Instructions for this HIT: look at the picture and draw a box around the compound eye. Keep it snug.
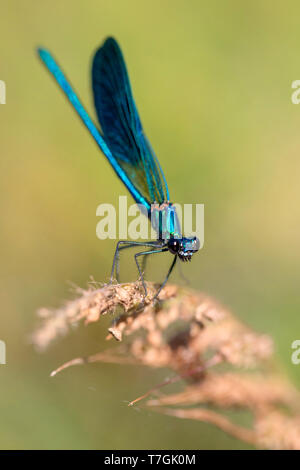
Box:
[168,239,180,254]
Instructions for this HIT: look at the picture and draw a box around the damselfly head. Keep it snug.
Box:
[167,236,200,261]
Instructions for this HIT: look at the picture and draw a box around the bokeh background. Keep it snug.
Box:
[1,0,300,450]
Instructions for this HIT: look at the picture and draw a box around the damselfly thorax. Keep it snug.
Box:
[150,202,200,261]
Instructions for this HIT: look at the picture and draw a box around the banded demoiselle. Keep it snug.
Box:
[38,37,200,299]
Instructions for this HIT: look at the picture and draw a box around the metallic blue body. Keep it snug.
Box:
[38,40,177,239]
[150,203,182,240]
[38,37,200,298]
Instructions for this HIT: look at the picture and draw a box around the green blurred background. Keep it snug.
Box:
[1,0,300,449]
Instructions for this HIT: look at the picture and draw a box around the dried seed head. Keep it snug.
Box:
[32,281,300,450]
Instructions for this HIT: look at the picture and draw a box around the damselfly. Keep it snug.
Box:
[38,37,200,299]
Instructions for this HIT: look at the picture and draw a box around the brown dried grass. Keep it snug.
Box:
[32,281,300,449]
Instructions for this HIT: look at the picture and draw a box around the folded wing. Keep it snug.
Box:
[92,37,169,206]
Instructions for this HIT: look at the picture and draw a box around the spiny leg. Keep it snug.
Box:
[113,243,137,283]
[140,246,159,284]
[110,241,135,283]
[110,240,162,283]
[152,255,177,301]
[115,242,161,282]
[141,252,149,278]
[134,247,168,297]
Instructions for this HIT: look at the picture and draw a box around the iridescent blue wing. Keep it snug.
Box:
[92,37,169,206]
[38,48,150,209]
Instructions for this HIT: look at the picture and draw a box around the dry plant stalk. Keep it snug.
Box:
[32,281,300,449]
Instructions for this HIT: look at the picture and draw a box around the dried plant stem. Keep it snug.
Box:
[128,353,223,406]
[50,349,139,377]
[156,407,257,447]
[33,281,300,450]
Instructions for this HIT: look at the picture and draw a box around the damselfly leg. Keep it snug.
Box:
[110,240,162,283]
[109,240,177,301]
[152,255,177,301]
[134,247,169,297]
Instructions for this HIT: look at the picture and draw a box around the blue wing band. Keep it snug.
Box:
[37,48,151,210]
[92,38,170,205]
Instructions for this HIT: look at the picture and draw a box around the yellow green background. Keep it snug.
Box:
[1,0,300,449]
